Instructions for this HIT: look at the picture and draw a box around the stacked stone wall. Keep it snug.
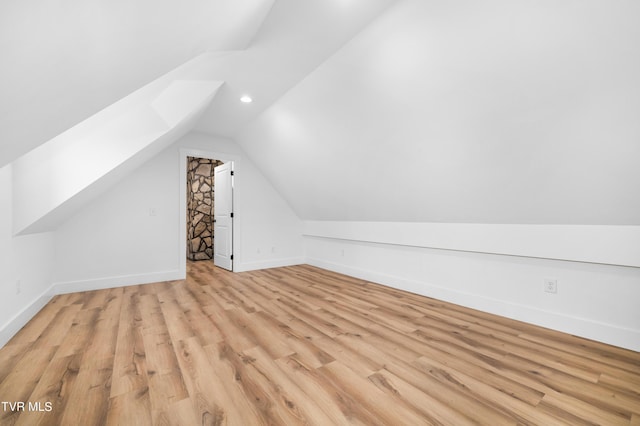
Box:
[186,157,223,261]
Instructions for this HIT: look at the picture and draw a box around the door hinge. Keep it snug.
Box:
[230,212,234,218]
[231,255,234,260]
[230,170,234,176]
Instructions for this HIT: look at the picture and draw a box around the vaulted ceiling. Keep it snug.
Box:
[236,0,640,225]
[2,0,397,234]
[0,0,266,167]
[2,0,639,229]
[0,0,397,168]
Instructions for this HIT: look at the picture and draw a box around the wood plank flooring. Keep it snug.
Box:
[1,262,639,425]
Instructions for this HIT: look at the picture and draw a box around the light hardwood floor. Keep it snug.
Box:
[1,262,639,425]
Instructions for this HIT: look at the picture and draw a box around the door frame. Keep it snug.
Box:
[179,148,240,277]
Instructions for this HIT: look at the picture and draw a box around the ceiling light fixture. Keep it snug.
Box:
[240,95,253,103]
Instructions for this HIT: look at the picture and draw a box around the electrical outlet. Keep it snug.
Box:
[16,279,21,295]
[271,247,276,254]
[544,278,558,294]
[340,249,345,257]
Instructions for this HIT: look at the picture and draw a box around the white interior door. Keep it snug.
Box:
[214,162,233,271]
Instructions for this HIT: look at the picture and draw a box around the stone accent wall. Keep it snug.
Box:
[186,157,223,261]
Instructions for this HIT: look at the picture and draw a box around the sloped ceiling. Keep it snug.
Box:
[1,0,399,234]
[12,56,224,235]
[194,0,399,136]
[236,0,640,225]
[0,0,398,168]
[5,0,638,228]
[0,0,274,168]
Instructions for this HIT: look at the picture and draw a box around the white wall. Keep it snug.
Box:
[304,231,640,352]
[177,132,304,273]
[53,132,303,292]
[0,165,55,346]
[52,142,183,290]
[229,145,305,272]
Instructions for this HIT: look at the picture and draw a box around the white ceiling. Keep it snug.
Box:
[194,0,398,136]
[5,0,638,226]
[12,54,224,235]
[0,0,397,168]
[0,0,272,167]
[236,0,640,225]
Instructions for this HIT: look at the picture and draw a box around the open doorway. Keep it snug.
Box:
[186,156,223,262]
[179,149,237,277]
[185,156,234,271]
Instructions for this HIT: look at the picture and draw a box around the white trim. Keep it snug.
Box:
[179,148,241,276]
[303,221,640,268]
[0,286,54,347]
[305,256,640,352]
[52,270,182,294]
[235,257,305,272]
[1,270,182,348]
[3,259,637,351]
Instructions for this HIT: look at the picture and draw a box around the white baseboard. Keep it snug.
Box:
[0,270,183,348]
[0,286,55,348]
[52,270,183,295]
[4,262,638,352]
[235,257,305,272]
[306,256,640,352]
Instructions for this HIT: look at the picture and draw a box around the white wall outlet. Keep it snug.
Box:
[16,279,21,295]
[271,246,276,254]
[544,278,558,294]
[341,249,345,257]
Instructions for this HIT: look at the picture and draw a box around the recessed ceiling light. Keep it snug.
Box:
[240,95,253,103]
